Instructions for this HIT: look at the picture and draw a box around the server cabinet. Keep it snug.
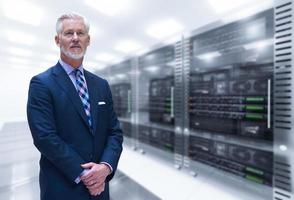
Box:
[107,60,136,147]
[273,0,294,199]
[136,45,176,162]
[184,9,274,199]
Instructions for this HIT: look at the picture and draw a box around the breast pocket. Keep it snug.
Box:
[97,104,107,112]
[95,103,110,134]
[97,101,110,120]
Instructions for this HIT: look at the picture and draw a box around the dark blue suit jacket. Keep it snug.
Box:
[27,62,123,200]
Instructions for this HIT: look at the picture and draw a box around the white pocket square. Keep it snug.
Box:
[98,101,106,105]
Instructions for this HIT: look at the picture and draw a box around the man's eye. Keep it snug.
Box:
[77,32,86,36]
[64,32,74,36]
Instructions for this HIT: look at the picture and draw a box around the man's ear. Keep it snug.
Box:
[87,35,90,46]
[55,35,60,47]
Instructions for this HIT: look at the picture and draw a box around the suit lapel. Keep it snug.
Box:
[52,63,90,131]
[84,70,99,135]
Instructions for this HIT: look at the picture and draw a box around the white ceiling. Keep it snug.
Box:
[0,0,273,72]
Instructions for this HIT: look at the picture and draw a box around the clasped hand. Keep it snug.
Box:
[80,162,110,196]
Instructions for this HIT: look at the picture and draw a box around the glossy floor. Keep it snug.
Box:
[0,121,159,200]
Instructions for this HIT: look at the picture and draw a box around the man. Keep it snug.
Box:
[27,13,123,200]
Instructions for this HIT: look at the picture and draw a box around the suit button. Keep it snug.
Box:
[89,154,93,160]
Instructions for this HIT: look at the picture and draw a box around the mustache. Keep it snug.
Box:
[70,44,81,48]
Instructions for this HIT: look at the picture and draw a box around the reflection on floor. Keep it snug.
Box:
[110,170,160,200]
[0,121,40,200]
[0,121,160,200]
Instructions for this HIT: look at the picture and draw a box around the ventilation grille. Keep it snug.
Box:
[174,40,184,127]
[274,161,292,199]
[274,0,293,199]
[274,0,292,131]
[174,40,185,163]
[183,38,191,127]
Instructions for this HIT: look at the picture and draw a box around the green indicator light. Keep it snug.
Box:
[246,113,263,119]
[246,175,263,184]
[165,144,173,151]
[246,97,264,102]
[246,167,264,175]
[246,105,264,111]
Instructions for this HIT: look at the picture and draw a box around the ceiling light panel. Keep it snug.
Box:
[85,0,134,16]
[146,19,184,40]
[1,0,44,26]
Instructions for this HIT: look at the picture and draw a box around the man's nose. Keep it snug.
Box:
[72,32,79,40]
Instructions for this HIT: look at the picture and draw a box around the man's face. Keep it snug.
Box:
[55,18,90,60]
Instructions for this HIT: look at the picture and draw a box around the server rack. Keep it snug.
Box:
[183,8,275,199]
[136,45,177,162]
[102,59,136,147]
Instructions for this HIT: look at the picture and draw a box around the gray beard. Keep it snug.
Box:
[60,46,86,60]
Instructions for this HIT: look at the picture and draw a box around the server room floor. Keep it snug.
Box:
[0,121,271,200]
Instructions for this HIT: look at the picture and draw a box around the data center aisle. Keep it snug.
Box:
[0,122,160,200]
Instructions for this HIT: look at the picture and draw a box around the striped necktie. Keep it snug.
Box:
[74,69,92,129]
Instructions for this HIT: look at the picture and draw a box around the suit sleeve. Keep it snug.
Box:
[27,76,85,183]
[100,81,123,181]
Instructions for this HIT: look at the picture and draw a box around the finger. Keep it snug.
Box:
[86,181,98,189]
[88,180,104,190]
[81,176,93,184]
[82,171,101,183]
[97,182,105,195]
[81,162,94,169]
[90,182,104,196]
[83,178,97,186]
[87,182,105,190]
[87,185,98,192]
[81,170,95,181]
[89,188,99,196]
[91,191,98,196]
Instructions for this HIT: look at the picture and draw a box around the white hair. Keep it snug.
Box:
[56,12,90,34]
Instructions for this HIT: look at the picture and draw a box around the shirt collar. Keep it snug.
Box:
[59,59,84,75]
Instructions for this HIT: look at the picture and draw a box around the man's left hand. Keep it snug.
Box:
[80,162,111,195]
